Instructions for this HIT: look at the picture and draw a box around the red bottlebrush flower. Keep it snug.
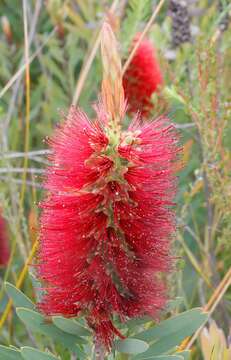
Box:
[123,36,163,117]
[0,211,10,267]
[38,22,180,352]
[38,104,180,349]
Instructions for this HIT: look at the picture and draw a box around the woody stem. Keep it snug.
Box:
[94,338,105,360]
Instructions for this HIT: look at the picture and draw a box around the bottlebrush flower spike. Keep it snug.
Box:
[38,22,180,352]
[0,210,10,267]
[123,35,163,117]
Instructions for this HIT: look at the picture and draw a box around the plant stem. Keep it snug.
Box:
[94,339,106,360]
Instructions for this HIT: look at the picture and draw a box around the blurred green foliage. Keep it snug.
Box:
[0,0,230,359]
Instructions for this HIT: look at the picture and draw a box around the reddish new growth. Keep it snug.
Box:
[38,104,180,349]
[0,211,10,267]
[123,36,163,117]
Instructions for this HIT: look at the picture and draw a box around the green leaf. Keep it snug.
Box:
[121,0,151,54]
[126,316,152,329]
[52,316,91,336]
[166,298,184,312]
[177,351,191,360]
[115,338,149,354]
[134,308,207,358]
[21,347,58,360]
[164,86,186,106]
[0,345,23,360]
[5,282,34,310]
[16,308,87,349]
[138,356,184,360]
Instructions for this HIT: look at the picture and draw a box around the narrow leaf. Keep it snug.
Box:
[5,282,34,310]
[52,316,91,336]
[177,351,191,360]
[134,308,207,358]
[21,347,58,360]
[115,338,149,354]
[16,308,87,349]
[166,298,184,311]
[0,345,23,360]
[138,356,184,360]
